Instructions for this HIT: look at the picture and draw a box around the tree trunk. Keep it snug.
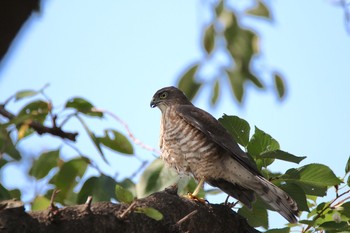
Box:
[0,187,260,233]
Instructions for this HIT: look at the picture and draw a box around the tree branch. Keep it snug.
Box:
[0,104,78,141]
[0,188,260,233]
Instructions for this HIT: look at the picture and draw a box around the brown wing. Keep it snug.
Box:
[176,105,261,176]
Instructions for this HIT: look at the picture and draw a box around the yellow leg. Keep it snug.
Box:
[192,178,205,197]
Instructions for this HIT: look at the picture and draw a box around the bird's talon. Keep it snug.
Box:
[186,193,206,203]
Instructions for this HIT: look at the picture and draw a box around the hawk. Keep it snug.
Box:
[150,86,298,223]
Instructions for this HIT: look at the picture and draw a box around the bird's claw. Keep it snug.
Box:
[186,193,207,204]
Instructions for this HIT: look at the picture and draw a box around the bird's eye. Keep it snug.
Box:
[160,92,168,99]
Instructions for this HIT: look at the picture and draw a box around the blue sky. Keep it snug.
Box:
[1,0,350,229]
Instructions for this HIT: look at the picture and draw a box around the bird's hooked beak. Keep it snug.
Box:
[150,97,159,108]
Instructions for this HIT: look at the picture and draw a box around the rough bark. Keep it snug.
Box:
[0,187,260,233]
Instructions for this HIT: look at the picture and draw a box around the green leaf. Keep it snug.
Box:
[0,126,21,160]
[319,221,349,231]
[0,184,11,200]
[227,69,244,102]
[17,100,49,123]
[177,64,202,101]
[31,196,50,211]
[29,150,60,179]
[281,164,342,196]
[246,0,271,19]
[278,183,309,212]
[345,156,350,174]
[218,114,250,147]
[65,97,103,117]
[136,159,178,198]
[136,207,163,221]
[211,79,220,105]
[50,157,89,203]
[238,199,268,229]
[215,0,224,16]
[15,90,39,101]
[247,127,279,157]
[77,175,117,203]
[274,73,286,99]
[98,129,133,155]
[264,228,290,233]
[115,184,134,204]
[76,115,107,163]
[260,150,306,164]
[203,24,215,54]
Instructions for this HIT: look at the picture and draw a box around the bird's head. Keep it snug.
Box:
[150,86,191,111]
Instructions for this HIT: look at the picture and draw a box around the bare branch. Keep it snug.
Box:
[0,104,78,141]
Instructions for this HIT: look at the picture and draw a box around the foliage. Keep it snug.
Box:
[0,88,349,232]
[177,0,286,105]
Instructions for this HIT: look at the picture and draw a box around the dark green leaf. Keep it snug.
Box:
[98,129,133,155]
[340,202,350,218]
[264,228,290,233]
[50,157,89,203]
[211,79,220,105]
[0,126,21,160]
[29,150,60,179]
[115,184,134,204]
[278,183,309,212]
[227,69,244,102]
[319,221,349,231]
[260,150,306,164]
[238,199,268,229]
[76,115,107,163]
[0,158,6,169]
[9,189,21,200]
[177,64,201,101]
[65,97,103,117]
[274,73,286,99]
[281,164,342,196]
[136,207,163,221]
[77,175,117,204]
[136,159,178,198]
[203,24,215,54]
[247,127,279,157]
[17,100,49,123]
[347,175,350,187]
[31,196,50,210]
[215,0,224,16]
[15,90,39,101]
[246,0,271,19]
[218,114,250,147]
[0,184,11,200]
[345,156,350,174]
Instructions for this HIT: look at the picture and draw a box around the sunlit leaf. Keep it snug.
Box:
[211,79,220,105]
[177,64,202,101]
[260,150,306,164]
[50,157,89,203]
[281,164,342,196]
[136,159,178,198]
[246,0,271,19]
[15,90,39,101]
[65,97,103,117]
[274,73,286,99]
[115,184,134,204]
[247,127,279,157]
[17,100,49,123]
[29,150,60,179]
[31,196,50,211]
[136,207,163,221]
[77,175,117,203]
[203,24,215,54]
[218,114,250,147]
[98,129,133,155]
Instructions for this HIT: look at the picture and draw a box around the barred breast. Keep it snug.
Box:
[160,107,222,179]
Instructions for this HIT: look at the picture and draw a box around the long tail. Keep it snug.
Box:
[255,176,299,223]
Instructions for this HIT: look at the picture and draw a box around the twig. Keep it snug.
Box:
[119,202,137,219]
[176,210,198,225]
[48,189,60,220]
[84,196,93,212]
[0,104,78,141]
[93,108,160,155]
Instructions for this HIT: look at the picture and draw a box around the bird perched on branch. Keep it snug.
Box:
[150,86,298,223]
